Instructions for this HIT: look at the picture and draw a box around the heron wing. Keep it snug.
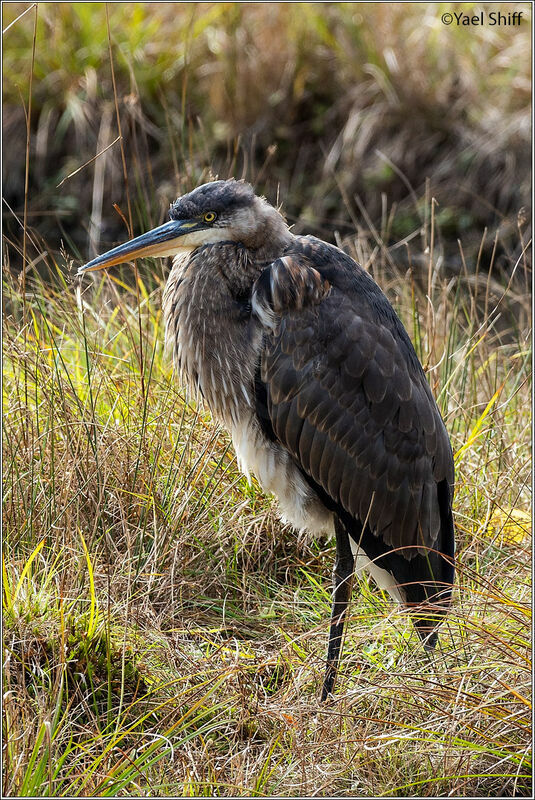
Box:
[252,238,454,559]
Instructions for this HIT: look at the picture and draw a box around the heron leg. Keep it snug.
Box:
[321,518,355,701]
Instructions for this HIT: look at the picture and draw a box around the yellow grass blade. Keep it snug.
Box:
[2,555,13,609]
[454,382,504,463]
[78,529,97,637]
[6,538,45,613]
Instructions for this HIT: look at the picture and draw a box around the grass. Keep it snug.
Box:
[2,1,532,796]
[3,202,531,794]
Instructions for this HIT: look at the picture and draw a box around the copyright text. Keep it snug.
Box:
[441,10,524,26]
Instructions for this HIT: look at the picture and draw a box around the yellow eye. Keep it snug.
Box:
[203,211,217,223]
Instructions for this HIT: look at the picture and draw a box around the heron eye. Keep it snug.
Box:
[203,211,217,223]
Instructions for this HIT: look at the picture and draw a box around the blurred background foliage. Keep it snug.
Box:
[2,1,531,278]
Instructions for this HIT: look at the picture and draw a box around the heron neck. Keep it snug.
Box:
[163,246,261,427]
[247,229,295,263]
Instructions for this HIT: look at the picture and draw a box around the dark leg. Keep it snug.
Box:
[321,518,355,701]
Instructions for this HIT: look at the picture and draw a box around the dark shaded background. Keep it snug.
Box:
[3,2,531,283]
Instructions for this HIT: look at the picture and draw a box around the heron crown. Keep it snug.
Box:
[169,179,256,221]
[169,179,292,257]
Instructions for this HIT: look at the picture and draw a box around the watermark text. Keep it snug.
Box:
[441,10,524,26]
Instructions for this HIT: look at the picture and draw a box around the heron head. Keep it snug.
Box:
[77,179,291,275]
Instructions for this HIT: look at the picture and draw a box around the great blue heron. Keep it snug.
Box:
[78,179,455,700]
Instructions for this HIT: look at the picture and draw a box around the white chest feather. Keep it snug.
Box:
[231,418,334,538]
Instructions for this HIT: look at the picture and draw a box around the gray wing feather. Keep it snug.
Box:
[253,252,453,558]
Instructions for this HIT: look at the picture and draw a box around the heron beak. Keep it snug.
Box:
[77,218,202,275]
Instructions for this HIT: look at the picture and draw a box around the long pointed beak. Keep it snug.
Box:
[77,218,200,275]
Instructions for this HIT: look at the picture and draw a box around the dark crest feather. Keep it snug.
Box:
[169,179,256,220]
